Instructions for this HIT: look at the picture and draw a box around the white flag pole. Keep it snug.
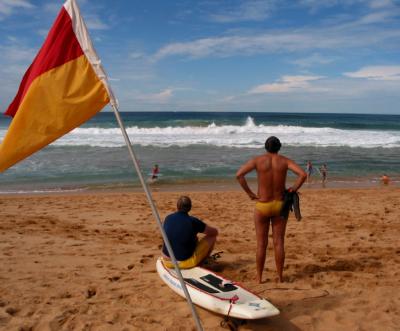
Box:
[110,104,203,331]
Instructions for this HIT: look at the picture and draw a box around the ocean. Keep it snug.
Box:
[1,112,399,193]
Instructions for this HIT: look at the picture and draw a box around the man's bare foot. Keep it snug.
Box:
[276,275,284,283]
[256,275,266,284]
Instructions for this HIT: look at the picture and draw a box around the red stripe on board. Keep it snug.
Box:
[5,7,84,117]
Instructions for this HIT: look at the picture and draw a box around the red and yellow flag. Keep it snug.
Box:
[0,0,115,172]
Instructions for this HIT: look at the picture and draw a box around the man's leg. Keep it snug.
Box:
[271,216,287,282]
[182,235,217,269]
[254,210,270,284]
[203,233,217,257]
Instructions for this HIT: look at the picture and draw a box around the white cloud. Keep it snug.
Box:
[149,0,400,63]
[0,44,35,62]
[292,53,336,67]
[152,33,320,60]
[136,89,174,103]
[37,29,50,37]
[221,95,236,102]
[43,1,104,31]
[133,87,194,103]
[0,44,36,109]
[299,0,342,13]
[130,52,144,60]
[368,0,395,9]
[209,0,275,23]
[298,0,377,13]
[248,75,324,94]
[344,66,400,80]
[357,10,398,25]
[6,35,17,42]
[0,0,34,16]
[152,22,400,61]
[85,16,109,30]
[43,3,61,14]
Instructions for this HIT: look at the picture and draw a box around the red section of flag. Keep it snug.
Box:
[5,7,84,117]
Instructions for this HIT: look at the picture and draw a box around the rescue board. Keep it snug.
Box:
[156,257,280,319]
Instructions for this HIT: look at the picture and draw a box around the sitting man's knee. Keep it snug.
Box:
[204,225,218,238]
[207,235,217,246]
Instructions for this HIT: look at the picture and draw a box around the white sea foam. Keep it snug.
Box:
[1,117,399,148]
[0,187,85,194]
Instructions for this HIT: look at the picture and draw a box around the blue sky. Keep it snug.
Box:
[0,0,399,114]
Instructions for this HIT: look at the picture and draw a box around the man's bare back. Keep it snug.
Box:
[236,136,306,283]
[236,153,306,202]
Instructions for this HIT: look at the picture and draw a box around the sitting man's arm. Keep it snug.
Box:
[203,224,218,237]
[201,224,218,257]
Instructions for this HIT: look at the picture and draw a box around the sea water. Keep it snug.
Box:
[1,112,399,193]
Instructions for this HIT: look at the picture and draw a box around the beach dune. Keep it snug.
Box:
[0,187,399,330]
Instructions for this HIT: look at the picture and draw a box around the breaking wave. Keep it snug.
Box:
[1,117,399,148]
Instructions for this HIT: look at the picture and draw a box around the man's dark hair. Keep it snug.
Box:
[265,136,281,153]
[177,196,192,213]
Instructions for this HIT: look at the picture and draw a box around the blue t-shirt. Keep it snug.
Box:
[162,211,206,261]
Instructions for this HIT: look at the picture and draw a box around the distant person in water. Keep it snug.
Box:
[236,136,307,283]
[306,160,313,183]
[319,164,328,187]
[381,174,390,185]
[151,164,159,180]
[162,196,218,269]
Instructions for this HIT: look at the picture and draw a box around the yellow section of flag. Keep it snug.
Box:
[0,54,109,172]
[0,0,112,172]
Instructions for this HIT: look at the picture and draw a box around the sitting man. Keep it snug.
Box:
[162,196,218,269]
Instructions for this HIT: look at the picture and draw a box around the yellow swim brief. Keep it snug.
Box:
[255,200,283,217]
[162,237,210,269]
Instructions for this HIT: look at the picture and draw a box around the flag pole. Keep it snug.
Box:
[110,104,203,331]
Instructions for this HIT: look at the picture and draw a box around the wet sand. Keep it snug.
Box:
[0,186,399,330]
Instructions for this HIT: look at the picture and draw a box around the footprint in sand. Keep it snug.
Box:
[5,307,19,316]
[50,308,79,328]
[59,291,72,299]
[86,287,97,298]
[139,254,155,264]
[18,325,32,331]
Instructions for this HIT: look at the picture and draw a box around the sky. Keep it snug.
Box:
[0,0,399,114]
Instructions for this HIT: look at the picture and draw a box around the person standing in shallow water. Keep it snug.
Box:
[236,136,307,283]
[151,164,159,180]
[319,164,328,187]
[381,174,390,185]
[306,160,313,183]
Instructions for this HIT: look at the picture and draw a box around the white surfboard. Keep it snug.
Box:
[156,258,280,319]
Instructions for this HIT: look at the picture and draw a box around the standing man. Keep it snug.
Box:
[236,136,306,283]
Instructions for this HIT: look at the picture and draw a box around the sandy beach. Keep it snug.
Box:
[0,185,399,330]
